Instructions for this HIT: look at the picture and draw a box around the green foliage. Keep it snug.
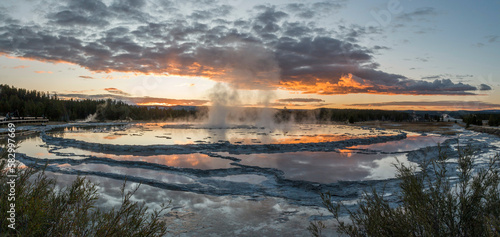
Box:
[310,146,500,237]
[0,147,169,236]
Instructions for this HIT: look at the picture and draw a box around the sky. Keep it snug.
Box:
[0,0,499,110]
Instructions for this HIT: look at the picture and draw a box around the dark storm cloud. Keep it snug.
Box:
[0,0,485,95]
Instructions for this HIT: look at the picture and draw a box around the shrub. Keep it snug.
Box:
[310,146,500,237]
[0,147,169,236]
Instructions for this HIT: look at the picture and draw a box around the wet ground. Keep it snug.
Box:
[11,122,500,236]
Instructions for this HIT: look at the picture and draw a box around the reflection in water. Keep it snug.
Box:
[224,151,411,183]
[210,175,268,184]
[74,150,234,170]
[18,136,65,160]
[103,134,123,140]
[58,163,195,184]
[54,123,397,145]
[12,122,500,236]
[44,172,332,236]
[12,123,461,236]
[349,135,448,152]
[18,136,235,170]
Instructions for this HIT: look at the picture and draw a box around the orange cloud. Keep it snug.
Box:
[280,74,379,95]
[13,65,29,69]
[34,71,53,74]
[104,88,131,96]
[136,102,176,107]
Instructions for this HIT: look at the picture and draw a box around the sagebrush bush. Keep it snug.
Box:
[0,145,169,236]
[310,145,500,237]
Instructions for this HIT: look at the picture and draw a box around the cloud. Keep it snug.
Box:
[79,75,94,79]
[422,75,440,80]
[277,98,324,103]
[58,93,209,106]
[422,74,474,81]
[67,89,96,93]
[47,0,110,26]
[104,88,131,96]
[34,71,53,73]
[12,65,29,69]
[0,0,486,96]
[397,7,438,22]
[285,1,346,19]
[346,100,500,110]
[486,35,499,43]
[479,84,492,91]
[476,35,499,47]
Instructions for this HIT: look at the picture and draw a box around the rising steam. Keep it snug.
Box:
[206,83,240,128]
[204,41,282,129]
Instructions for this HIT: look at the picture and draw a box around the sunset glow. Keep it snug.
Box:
[0,0,498,110]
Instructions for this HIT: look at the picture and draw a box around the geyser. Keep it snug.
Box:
[206,83,240,128]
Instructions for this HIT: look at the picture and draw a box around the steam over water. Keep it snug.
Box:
[206,83,240,128]
[206,83,279,130]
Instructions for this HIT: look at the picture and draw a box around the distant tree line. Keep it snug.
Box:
[0,84,196,121]
[463,114,483,127]
[461,113,500,127]
[3,84,499,124]
[275,108,411,123]
[488,114,500,126]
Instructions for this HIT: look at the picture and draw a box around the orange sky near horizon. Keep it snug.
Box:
[1,54,499,111]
